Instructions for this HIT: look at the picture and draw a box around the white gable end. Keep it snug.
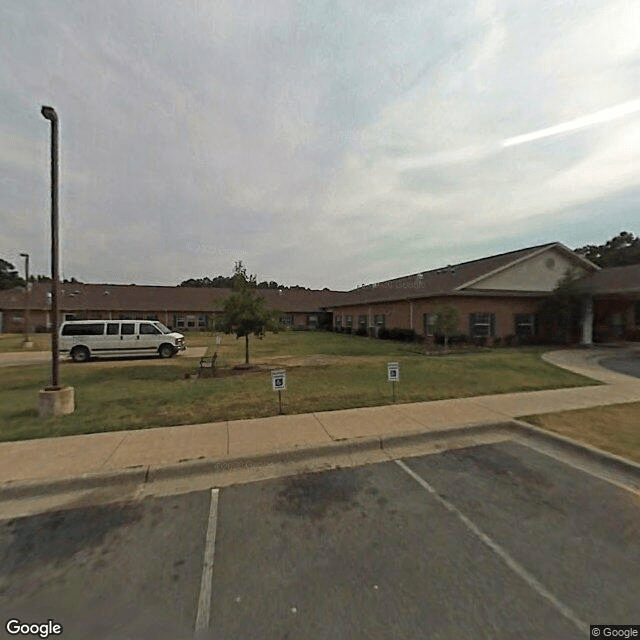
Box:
[465,248,590,292]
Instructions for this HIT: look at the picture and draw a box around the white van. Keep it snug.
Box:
[59,320,186,362]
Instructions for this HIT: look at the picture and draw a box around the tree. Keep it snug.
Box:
[433,305,459,348]
[0,259,24,290]
[215,262,278,364]
[575,231,640,267]
[538,269,588,344]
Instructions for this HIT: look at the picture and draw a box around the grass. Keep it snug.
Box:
[0,331,599,442]
[520,403,640,463]
[0,333,50,352]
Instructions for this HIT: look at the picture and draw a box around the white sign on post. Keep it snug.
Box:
[215,335,222,346]
[272,369,287,391]
[387,362,399,381]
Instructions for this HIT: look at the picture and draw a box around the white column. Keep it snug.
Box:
[409,301,414,330]
[581,296,593,345]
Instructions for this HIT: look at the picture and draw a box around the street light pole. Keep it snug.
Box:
[19,252,30,345]
[41,105,60,390]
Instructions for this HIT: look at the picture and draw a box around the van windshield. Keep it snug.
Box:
[153,322,172,334]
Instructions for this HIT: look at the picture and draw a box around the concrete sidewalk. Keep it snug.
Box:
[1,348,639,491]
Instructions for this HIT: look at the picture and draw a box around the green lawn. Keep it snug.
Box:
[520,402,640,463]
[0,333,50,352]
[0,331,599,442]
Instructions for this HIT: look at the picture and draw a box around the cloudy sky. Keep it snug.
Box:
[1,0,639,290]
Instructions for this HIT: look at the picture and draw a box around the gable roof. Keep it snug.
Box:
[0,282,349,314]
[325,242,600,307]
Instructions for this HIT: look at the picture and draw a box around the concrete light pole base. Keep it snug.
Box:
[38,386,75,418]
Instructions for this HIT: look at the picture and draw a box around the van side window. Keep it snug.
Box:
[107,323,119,335]
[62,323,105,336]
[121,323,135,335]
[140,323,160,335]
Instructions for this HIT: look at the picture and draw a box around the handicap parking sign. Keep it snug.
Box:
[271,369,287,391]
[387,362,399,381]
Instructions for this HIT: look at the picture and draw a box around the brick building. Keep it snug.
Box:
[324,242,640,345]
[1,242,639,344]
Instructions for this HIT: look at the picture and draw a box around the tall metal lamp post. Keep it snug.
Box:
[19,252,31,346]
[39,105,74,416]
[41,105,60,389]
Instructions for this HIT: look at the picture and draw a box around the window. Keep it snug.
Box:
[198,314,207,328]
[308,315,318,328]
[358,315,367,328]
[279,315,293,327]
[374,315,385,328]
[423,313,437,336]
[64,313,82,321]
[514,314,535,337]
[107,323,119,335]
[187,315,196,328]
[145,314,158,321]
[121,323,135,335]
[140,322,160,335]
[345,315,353,329]
[335,315,342,329]
[174,315,185,328]
[469,313,495,338]
[62,323,105,336]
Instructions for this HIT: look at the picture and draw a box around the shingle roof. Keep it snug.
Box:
[578,264,640,295]
[0,283,350,313]
[324,242,585,307]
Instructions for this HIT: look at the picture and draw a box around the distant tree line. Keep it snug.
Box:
[179,261,314,290]
[574,231,640,267]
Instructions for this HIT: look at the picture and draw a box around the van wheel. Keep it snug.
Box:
[71,346,90,363]
[159,344,174,359]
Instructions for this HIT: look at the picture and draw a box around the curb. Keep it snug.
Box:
[509,419,640,481]
[1,420,638,500]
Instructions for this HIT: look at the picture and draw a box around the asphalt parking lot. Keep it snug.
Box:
[1,441,638,640]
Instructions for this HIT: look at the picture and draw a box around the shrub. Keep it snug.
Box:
[388,328,417,342]
[355,327,367,337]
[378,328,391,340]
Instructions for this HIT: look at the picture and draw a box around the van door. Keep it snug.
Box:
[104,322,120,352]
[120,322,136,350]
[139,322,163,353]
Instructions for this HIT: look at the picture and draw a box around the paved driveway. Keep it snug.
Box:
[599,348,640,379]
[1,441,638,639]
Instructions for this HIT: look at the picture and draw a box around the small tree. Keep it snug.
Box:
[539,269,588,344]
[434,305,460,348]
[215,262,277,364]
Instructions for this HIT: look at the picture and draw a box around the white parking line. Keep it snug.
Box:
[195,488,219,637]
[395,459,589,635]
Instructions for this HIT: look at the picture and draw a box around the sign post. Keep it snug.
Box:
[387,362,399,402]
[271,369,287,414]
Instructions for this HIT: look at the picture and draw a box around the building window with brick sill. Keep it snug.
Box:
[469,312,495,338]
[423,313,437,336]
[514,313,536,337]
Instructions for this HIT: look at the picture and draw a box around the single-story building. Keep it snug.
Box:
[0,283,341,334]
[1,242,639,345]
[324,242,640,345]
